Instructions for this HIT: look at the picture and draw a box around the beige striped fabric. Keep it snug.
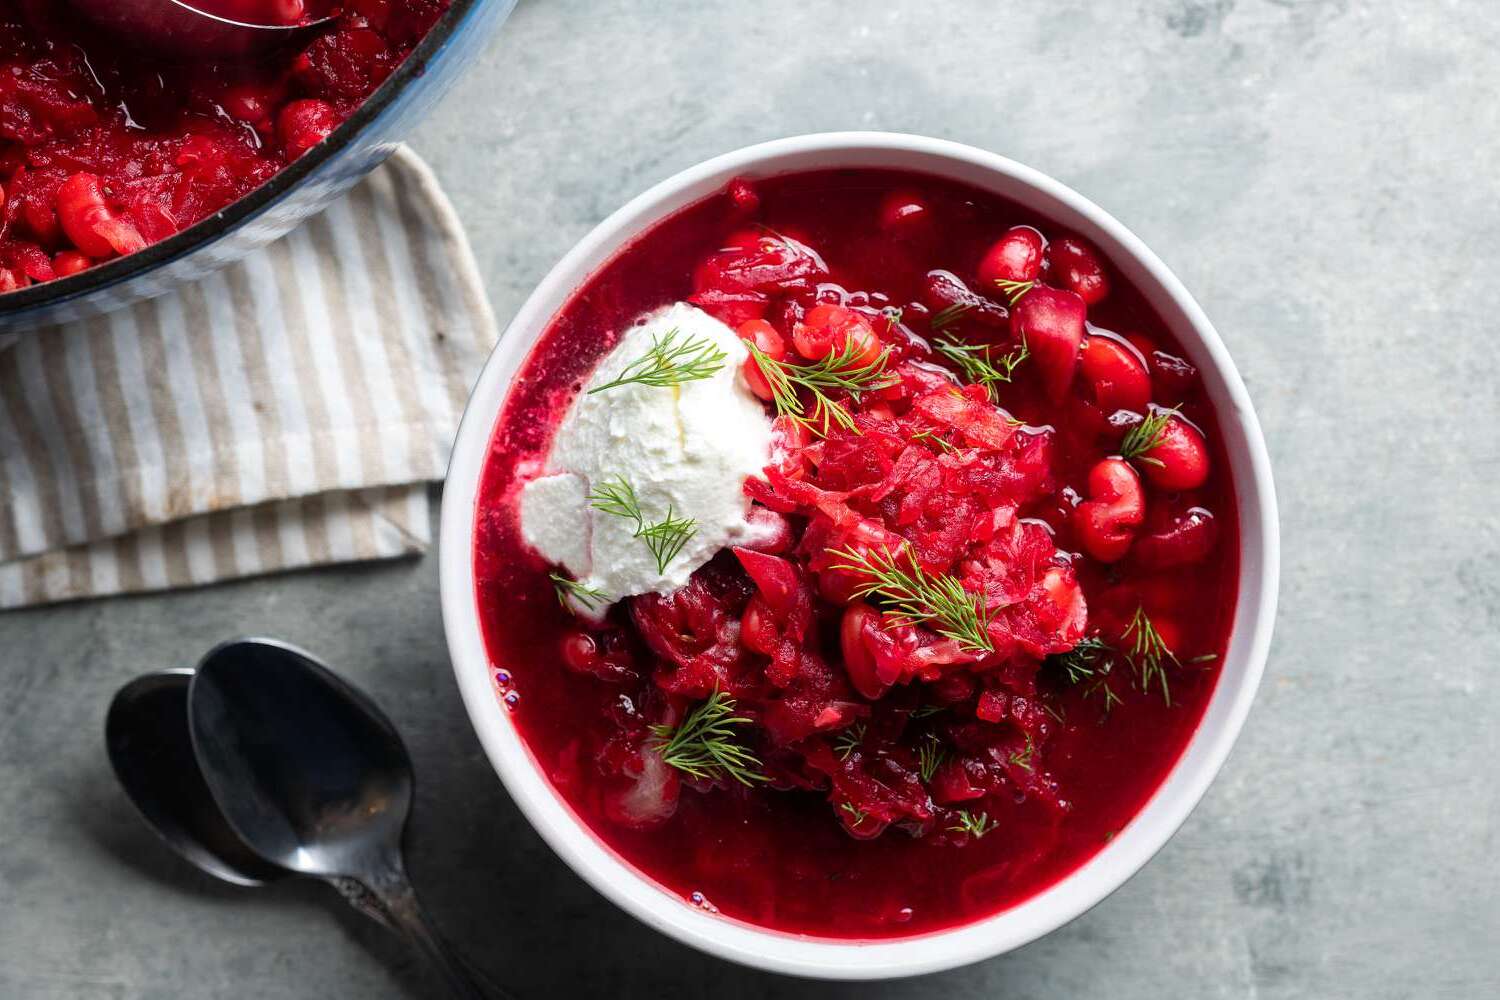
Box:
[0,147,497,609]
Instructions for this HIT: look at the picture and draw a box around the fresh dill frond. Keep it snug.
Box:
[588,476,696,574]
[1118,406,1180,468]
[918,737,946,782]
[1123,605,1180,705]
[747,338,897,438]
[1008,732,1036,772]
[948,809,995,839]
[911,428,959,454]
[928,301,973,332]
[993,278,1035,306]
[932,335,1030,403]
[1049,635,1114,685]
[826,545,993,653]
[840,801,870,825]
[648,689,766,787]
[587,475,644,530]
[1062,638,1125,714]
[588,327,727,394]
[911,703,947,719]
[833,722,866,761]
[1044,703,1066,724]
[639,505,697,574]
[1186,653,1219,664]
[1084,661,1124,714]
[883,306,904,331]
[549,572,605,612]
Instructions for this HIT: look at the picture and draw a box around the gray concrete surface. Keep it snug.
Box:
[2,0,1497,996]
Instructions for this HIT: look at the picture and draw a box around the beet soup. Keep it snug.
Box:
[473,168,1239,939]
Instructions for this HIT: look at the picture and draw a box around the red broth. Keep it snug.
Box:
[474,168,1239,939]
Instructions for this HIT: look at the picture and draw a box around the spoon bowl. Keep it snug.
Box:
[107,669,285,887]
[186,638,490,999]
[68,0,335,57]
[186,639,410,879]
[104,665,516,987]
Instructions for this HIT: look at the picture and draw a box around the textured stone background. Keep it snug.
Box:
[3,0,1497,997]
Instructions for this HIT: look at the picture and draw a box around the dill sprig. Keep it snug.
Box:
[648,689,766,787]
[918,737,946,782]
[549,572,605,612]
[747,339,897,437]
[948,809,995,839]
[1008,732,1036,772]
[587,476,645,530]
[1118,406,1180,467]
[911,428,959,454]
[1084,660,1124,714]
[932,335,1029,403]
[833,722,866,761]
[928,301,973,332]
[1123,605,1180,705]
[993,278,1035,306]
[840,801,870,825]
[589,327,726,394]
[826,545,993,653]
[639,505,697,574]
[910,703,947,719]
[1052,636,1125,715]
[1049,636,1114,685]
[588,476,698,574]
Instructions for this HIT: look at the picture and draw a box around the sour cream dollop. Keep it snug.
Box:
[519,302,775,613]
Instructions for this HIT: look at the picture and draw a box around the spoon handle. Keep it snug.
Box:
[328,876,400,933]
[326,876,508,996]
[361,865,500,1000]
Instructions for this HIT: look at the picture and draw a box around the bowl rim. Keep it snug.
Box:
[439,131,1280,980]
[0,0,494,320]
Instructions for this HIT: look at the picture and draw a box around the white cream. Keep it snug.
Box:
[519,302,775,613]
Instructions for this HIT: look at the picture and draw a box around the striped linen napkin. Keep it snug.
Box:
[0,147,498,609]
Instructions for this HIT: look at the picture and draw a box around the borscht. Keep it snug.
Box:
[474,168,1238,938]
[0,0,449,290]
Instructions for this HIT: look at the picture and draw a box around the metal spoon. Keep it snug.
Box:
[106,669,394,921]
[67,0,335,57]
[185,638,492,1000]
[105,668,506,992]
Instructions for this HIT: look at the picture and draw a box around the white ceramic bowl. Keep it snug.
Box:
[440,132,1279,980]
